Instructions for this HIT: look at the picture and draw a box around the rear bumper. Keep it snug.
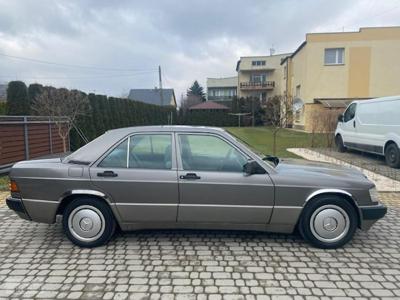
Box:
[6,197,31,221]
[359,203,387,230]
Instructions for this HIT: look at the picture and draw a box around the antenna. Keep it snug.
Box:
[269,45,275,56]
[159,65,164,106]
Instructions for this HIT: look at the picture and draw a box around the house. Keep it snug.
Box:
[281,26,400,131]
[128,88,177,107]
[236,53,290,103]
[189,101,230,111]
[0,83,7,102]
[207,76,237,102]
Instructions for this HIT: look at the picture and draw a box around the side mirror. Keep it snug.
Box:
[337,114,344,122]
[243,160,266,175]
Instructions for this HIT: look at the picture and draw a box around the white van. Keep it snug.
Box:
[335,95,400,168]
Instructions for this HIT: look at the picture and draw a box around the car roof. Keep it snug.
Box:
[106,125,227,135]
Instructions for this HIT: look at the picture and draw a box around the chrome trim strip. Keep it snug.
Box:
[114,203,272,209]
[115,203,177,206]
[305,189,353,202]
[22,198,58,204]
[273,206,302,209]
[179,204,272,209]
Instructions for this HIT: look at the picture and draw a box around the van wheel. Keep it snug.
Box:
[62,197,116,248]
[335,135,346,153]
[299,195,357,249]
[385,143,400,168]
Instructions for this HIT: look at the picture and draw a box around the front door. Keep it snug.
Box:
[89,133,179,223]
[175,133,274,224]
[341,103,358,146]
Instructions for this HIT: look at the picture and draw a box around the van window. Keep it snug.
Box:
[344,103,357,122]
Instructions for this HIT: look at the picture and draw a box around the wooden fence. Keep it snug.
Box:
[0,116,70,172]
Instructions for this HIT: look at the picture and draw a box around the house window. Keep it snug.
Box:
[324,48,344,65]
[252,60,266,66]
[250,74,266,83]
[296,85,301,97]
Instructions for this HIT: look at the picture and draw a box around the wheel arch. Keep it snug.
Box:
[303,189,361,228]
[56,190,119,223]
[384,140,398,153]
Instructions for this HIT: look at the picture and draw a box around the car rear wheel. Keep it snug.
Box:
[62,197,116,247]
[385,143,400,168]
[335,135,346,153]
[299,195,357,249]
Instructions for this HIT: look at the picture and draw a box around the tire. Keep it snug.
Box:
[385,143,400,168]
[62,197,116,247]
[299,195,358,249]
[335,135,346,153]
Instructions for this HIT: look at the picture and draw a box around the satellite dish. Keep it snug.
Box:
[293,98,304,112]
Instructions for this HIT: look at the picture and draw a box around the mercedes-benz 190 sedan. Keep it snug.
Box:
[7,126,387,248]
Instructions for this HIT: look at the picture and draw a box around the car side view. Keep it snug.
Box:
[7,126,387,248]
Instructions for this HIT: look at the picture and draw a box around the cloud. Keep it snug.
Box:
[0,0,399,103]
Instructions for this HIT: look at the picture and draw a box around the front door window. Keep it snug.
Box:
[178,134,248,173]
[344,103,357,122]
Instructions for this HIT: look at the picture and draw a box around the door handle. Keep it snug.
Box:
[97,170,118,177]
[180,173,201,180]
[353,120,356,128]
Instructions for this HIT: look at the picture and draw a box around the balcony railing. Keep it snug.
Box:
[240,81,275,90]
[207,95,235,101]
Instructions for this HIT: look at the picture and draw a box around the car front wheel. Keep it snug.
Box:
[335,135,346,153]
[62,197,116,247]
[299,195,358,249]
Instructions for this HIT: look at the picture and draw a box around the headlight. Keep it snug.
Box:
[369,187,380,203]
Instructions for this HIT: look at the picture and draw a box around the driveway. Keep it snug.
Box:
[0,193,399,299]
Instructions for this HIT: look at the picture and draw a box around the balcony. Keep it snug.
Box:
[240,81,275,90]
[207,95,235,101]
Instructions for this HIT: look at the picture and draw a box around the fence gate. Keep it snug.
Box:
[0,116,70,173]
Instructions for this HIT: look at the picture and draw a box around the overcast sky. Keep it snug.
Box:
[0,0,399,104]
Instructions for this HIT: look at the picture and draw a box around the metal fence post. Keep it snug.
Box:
[48,117,53,154]
[23,116,30,160]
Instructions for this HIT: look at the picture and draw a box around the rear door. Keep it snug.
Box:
[175,133,274,224]
[89,133,179,223]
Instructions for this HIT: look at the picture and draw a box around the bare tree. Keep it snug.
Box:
[308,108,343,148]
[264,95,293,155]
[32,87,89,152]
[180,94,203,112]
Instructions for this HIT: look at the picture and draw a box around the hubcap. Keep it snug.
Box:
[310,205,350,243]
[68,205,105,242]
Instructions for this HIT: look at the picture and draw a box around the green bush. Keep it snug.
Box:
[6,81,30,115]
[0,102,6,114]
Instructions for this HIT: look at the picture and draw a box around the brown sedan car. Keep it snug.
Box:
[7,126,386,248]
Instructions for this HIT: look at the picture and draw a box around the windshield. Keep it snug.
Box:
[226,130,277,168]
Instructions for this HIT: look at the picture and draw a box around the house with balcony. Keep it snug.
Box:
[281,26,400,131]
[206,76,237,102]
[236,54,290,103]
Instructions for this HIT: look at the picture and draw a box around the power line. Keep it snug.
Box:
[0,52,157,72]
[0,70,157,81]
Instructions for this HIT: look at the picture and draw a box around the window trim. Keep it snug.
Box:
[94,132,175,170]
[324,48,345,66]
[175,132,250,173]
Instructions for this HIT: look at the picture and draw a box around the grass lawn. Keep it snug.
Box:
[226,127,328,158]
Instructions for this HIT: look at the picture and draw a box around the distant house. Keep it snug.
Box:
[207,76,237,102]
[0,83,7,102]
[128,88,177,107]
[189,101,229,111]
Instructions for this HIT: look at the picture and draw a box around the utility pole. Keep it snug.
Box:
[158,65,164,106]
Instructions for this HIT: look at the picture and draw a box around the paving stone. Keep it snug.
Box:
[0,193,399,299]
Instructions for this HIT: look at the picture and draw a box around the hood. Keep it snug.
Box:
[275,158,371,184]
[14,158,62,166]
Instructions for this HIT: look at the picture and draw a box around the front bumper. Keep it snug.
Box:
[6,197,31,220]
[359,202,387,230]
[360,203,387,220]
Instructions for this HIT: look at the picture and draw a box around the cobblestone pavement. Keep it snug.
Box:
[313,148,400,182]
[0,194,399,299]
